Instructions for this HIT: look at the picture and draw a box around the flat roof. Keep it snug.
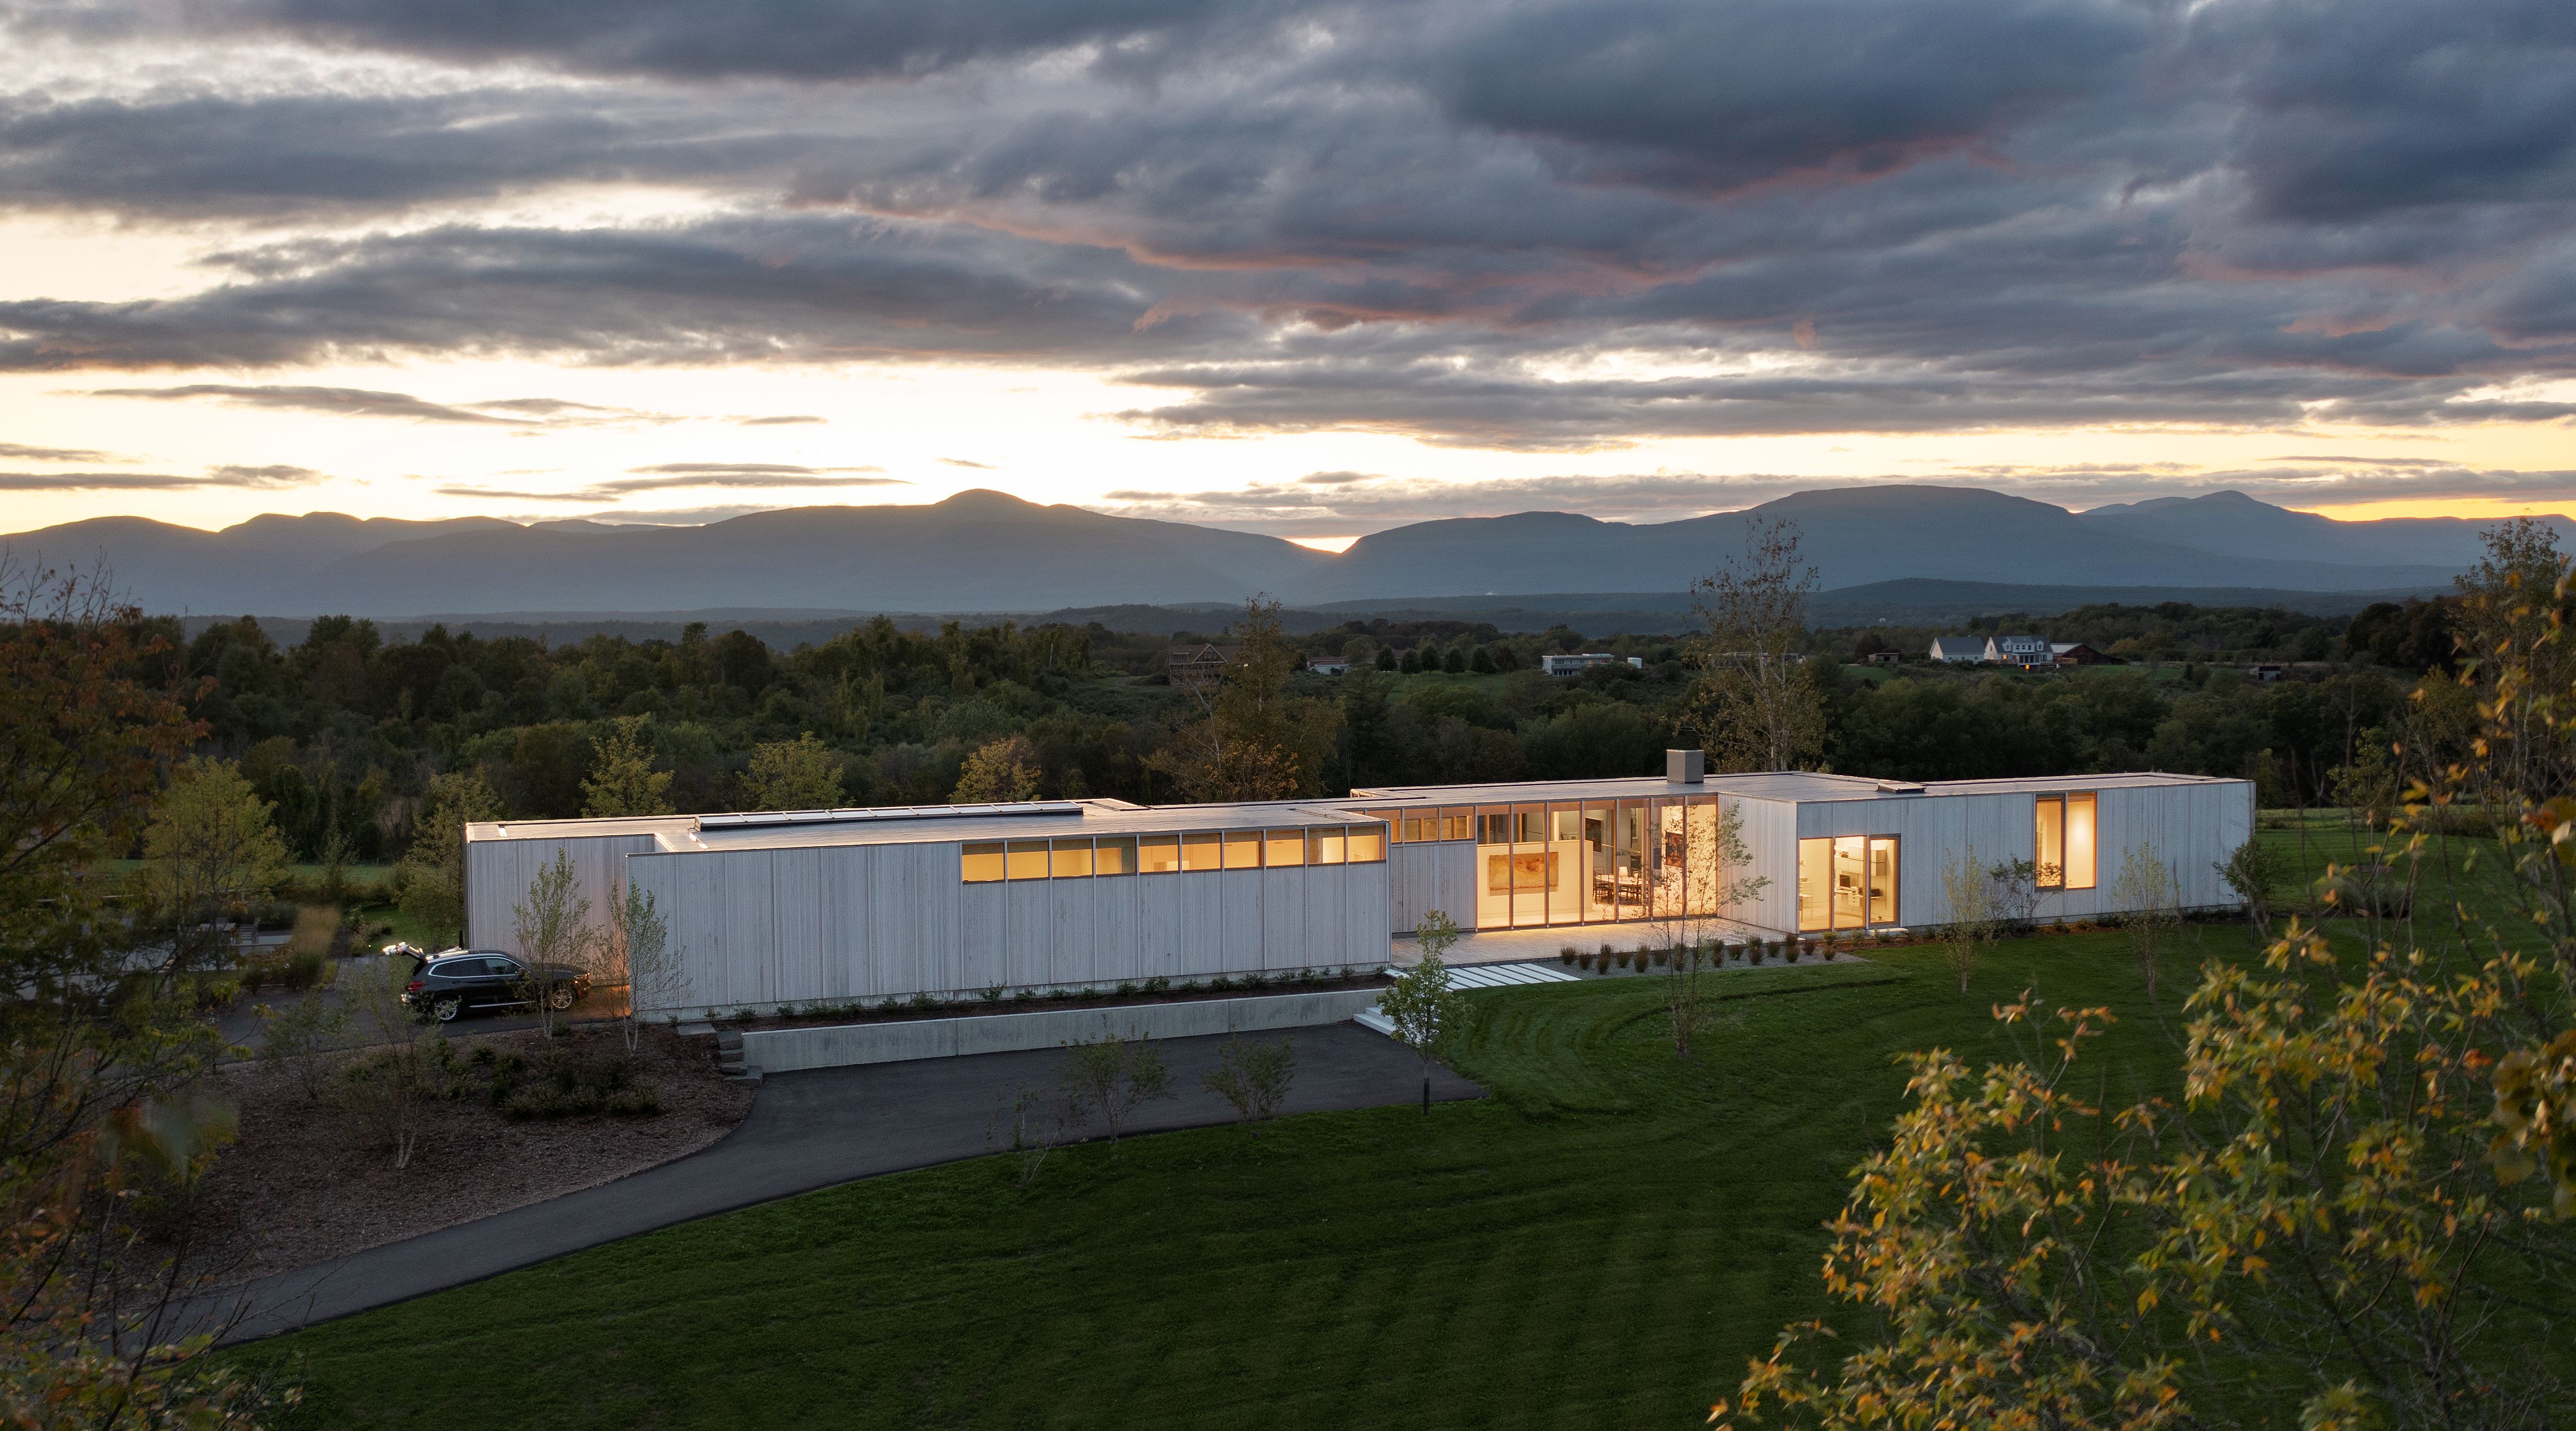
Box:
[657,798,1383,853]
[1347,772,1884,804]
[467,814,694,842]
[1348,770,2243,806]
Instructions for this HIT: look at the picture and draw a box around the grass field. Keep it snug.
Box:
[229,922,2270,1430]
[224,821,2532,1429]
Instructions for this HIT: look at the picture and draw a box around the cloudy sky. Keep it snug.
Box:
[1,0,2571,546]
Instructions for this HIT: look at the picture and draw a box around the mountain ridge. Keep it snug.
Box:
[2,485,2539,618]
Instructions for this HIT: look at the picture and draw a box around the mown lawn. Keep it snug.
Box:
[227,921,2258,1430]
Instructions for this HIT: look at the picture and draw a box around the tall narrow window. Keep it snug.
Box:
[2036,796,2064,889]
[1797,837,1829,932]
[2063,792,2097,890]
[1867,837,1898,924]
[2035,793,2097,890]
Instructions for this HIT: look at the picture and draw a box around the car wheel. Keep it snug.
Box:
[431,994,462,1022]
[547,986,576,1011]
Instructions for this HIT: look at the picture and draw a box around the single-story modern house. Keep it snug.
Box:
[464,754,2251,1018]
[1928,636,1983,663]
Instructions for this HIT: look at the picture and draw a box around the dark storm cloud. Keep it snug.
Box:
[0,217,1226,372]
[3,0,2573,450]
[0,88,807,218]
[187,0,1282,81]
[1422,0,2148,193]
[2195,0,2576,225]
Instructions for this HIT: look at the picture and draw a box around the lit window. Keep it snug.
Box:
[962,842,1003,883]
[1348,825,1386,862]
[1222,831,1262,869]
[1309,829,1346,864]
[1095,837,1136,876]
[1266,829,1307,866]
[1444,809,1472,841]
[1797,838,1829,932]
[2035,794,2097,890]
[1004,841,1049,880]
[1181,833,1222,872]
[1050,840,1093,878]
[1140,835,1182,873]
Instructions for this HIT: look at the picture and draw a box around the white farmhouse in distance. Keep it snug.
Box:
[1927,636,1983,663]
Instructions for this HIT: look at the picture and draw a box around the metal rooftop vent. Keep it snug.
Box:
[697,802,1084,830]
[1875,780,1926,795]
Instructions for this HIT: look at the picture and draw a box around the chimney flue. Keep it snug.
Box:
[1666,749,1704,784]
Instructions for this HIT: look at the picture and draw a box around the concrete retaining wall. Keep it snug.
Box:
[738,988,1387,1074]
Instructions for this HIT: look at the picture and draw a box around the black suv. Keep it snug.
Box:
[401,949,592,1022]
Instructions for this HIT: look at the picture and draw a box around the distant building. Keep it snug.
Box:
[1166,643,1242,689]
[2244,662,2286,683]
[1985,635,2056,668]
[1864,649,1903,666]
[1928,636,1984,664]
[2051,643,2117,666]
[1305,654,1350,676]
[1541,652,1644,677]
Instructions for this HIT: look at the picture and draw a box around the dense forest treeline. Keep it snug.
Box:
[144,587,2447,869]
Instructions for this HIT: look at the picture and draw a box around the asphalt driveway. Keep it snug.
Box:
[206,1022,1480,1345]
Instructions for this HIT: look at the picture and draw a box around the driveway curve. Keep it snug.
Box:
[209,1022,1481,1345]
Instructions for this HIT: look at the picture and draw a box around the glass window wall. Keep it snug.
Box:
[963,841,1003,883]
[1096,837,1135,875]
[1798,835,1901,932]
[1140,834,1181,873]
[1265,829,1307,866]
[1050,840,1093,878]
[1221,831,1262,870]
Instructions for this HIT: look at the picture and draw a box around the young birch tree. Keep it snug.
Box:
[1935,846,1999,995]
[512,848,597,1037]
[1684,518,1824,772]
[1381,911,1470,1114]
[607,875,680,1051]
[2109,842,2182,1005]
[1659,799,1768,1057]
